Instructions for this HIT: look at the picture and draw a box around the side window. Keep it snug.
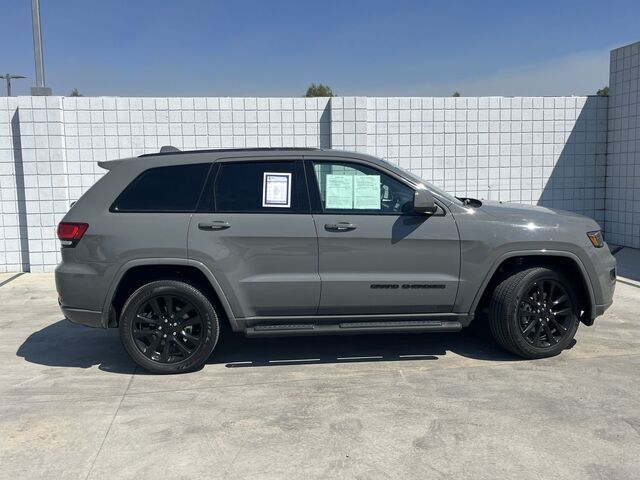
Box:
[212,161,309,213]
[112,163,210,212]
[312,161,414,214]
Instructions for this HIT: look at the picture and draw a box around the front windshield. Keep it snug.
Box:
[380,159,463,206]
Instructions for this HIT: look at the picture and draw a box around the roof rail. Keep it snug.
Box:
[159,145,181,153]
[138,147,322,158]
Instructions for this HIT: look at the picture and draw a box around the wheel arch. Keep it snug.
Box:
[469,251,596,326]
[101,259,238,330]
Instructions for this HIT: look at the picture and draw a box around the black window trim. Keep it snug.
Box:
[110,163,213,213]
[303,157,446,217]
[196,157,311,214]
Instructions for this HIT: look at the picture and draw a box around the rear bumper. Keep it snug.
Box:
[60,304,105,328]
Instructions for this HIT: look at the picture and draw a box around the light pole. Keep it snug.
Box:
[0,74,26,96]
[30,0,51,95]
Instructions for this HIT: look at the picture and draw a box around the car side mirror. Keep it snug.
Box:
[413,189,438,215]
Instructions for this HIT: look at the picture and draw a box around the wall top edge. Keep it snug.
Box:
[5,95,598,100]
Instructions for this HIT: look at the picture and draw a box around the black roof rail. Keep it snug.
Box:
[159,145,181,153]
[138,147,323,158]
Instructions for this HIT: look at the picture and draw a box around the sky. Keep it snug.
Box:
[1,0,639,97]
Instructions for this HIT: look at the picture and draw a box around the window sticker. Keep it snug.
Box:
[262,172,292,208]
[325,175,353,209]
[353,175,380,209]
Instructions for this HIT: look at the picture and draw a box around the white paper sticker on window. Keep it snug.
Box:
[325,175,353,209]
[262,172,292,208]
[353,175,380,209]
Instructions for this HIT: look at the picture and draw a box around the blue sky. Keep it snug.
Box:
[1,0,639,97]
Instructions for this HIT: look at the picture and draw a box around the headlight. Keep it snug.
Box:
[587,231,604,248]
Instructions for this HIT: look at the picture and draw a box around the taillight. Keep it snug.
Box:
[57,222,89,247]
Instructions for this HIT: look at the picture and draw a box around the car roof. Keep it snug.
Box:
[97,147,391,171]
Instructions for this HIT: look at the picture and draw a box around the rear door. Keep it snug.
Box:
[188,158,320,319]
[307,158,460,315]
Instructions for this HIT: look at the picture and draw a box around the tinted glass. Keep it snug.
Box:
[113,163,210,212]
[213,161,308,213]
[312,161,414,214]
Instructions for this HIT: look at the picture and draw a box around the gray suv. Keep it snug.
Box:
[55,148,616,373]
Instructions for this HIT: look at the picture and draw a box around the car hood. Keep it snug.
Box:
[477,200,600,230]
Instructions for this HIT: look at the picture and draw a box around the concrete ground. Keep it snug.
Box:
[1,272,639,480]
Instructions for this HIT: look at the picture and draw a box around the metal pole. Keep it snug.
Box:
[1,74,26,96]
[30,0,51,95]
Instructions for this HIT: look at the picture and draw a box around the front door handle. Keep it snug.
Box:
[324,222,356,232]
[198,221,231,231]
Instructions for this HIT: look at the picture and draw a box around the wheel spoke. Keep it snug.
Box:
[181,315,201,327]
[143,334,161,358]
[133,328,156,337]
[181,331,200,342]
[150,298,163,318]
[552,307,571,316]
[548,317,567,333]
[553,294,568,306]
[165,296,174,317]
[136,314,159,324]
[532,323,543,346]
[542,322,557,344]
[523,319,539,335]
[159,341,171,362]
[173,303,194,321]
[171,337,193,355]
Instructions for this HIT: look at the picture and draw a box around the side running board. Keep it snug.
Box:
[245,320,462,338]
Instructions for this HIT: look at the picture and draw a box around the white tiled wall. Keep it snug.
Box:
[0,97,26,272]
[606,42,640,248]
[2,39,640,273]
[332,96,608,220]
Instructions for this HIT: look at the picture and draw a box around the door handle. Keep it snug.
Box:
[198,221,231,231]
[324,222,356,232]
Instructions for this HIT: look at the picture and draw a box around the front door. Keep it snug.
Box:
[188,158,320,319]
[307,159,460,315]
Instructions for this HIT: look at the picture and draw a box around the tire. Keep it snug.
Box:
[488,267,579,359]
[119,280,220,374]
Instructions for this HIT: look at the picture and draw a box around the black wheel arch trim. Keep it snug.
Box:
[468,249,597,323]
[101,258,239,330]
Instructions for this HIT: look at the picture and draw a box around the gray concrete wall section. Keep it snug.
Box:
[606,42,640,248]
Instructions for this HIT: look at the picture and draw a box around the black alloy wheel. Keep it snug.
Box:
[132,294,205,364]
[119,280,220,374]
[517,279,574,348]
[488,267,580,359]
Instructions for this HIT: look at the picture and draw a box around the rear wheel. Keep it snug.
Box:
[119,280,219,374]
[488,267,579,359]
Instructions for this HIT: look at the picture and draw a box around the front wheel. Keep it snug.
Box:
[119,280,220,374]
[488,267,580,359]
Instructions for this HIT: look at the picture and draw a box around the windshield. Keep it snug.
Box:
[380,159,463,206]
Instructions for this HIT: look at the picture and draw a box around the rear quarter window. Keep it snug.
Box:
[112,163,211,212]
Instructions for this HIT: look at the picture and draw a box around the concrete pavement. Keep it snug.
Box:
[0,272,639,479]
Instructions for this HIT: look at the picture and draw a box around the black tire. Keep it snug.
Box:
[119,280,220,374]
[488,267,579,359]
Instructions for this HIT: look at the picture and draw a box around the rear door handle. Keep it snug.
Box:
[198,221,231,231]
[324,222,356,232]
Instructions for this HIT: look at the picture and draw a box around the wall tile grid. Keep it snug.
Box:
[0,98,21,272]
[331,96,608,222]
[17,96,330,271]
[0,86,632,272]
[606,42,640,248]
